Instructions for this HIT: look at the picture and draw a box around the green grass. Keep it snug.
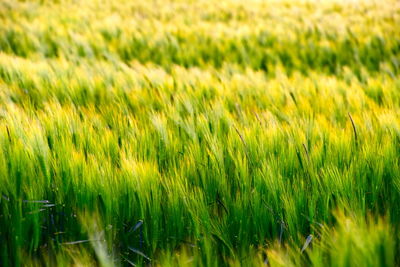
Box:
[0,0,400,266]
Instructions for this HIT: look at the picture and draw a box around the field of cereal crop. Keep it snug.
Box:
[1,0,400,266]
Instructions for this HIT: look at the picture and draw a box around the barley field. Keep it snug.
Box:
[0,0,400,266]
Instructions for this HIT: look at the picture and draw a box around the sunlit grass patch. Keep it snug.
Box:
[0,0,399,266]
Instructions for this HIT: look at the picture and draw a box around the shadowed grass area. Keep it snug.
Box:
[0,0,400,266]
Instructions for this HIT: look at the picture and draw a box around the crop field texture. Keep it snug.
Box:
[0,0,400,266]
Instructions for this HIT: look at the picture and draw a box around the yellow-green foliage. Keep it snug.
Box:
[0,0,399,266]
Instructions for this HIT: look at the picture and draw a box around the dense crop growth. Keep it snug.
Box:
[1,0,400,266]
